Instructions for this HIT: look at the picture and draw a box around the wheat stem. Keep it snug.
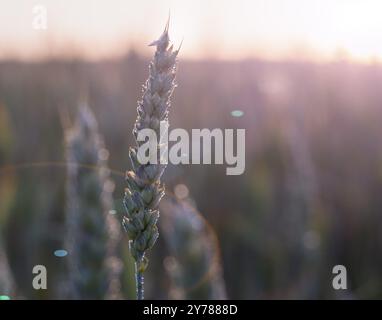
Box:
[135,260,144,300]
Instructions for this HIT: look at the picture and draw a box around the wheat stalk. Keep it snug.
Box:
[122,20,179,300]
[0,241,16,299]
[65,103,122,299]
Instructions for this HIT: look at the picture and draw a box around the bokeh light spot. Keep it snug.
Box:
[231,110,244,117]
[303,231,320,250]
[0,295,11,300]
[98,148,110,161]
[54,249,68,257]
[174,184,189,200]
[104,180,115,193]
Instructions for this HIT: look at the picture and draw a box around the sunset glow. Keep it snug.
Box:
[1,0,382,62]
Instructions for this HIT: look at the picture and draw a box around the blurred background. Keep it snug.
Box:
[1,0,382,299]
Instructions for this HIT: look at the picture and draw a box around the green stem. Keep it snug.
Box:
[135,261,144,300]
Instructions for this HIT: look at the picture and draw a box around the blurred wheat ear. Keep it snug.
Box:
[0,242,16,299]
[64,102,122,299]
[160,196,227,300]
[122,20,179,300]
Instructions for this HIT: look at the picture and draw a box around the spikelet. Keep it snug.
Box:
[65,103,122,299]
[122,20,179,300]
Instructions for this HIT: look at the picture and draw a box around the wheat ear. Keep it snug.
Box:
[122,21,179,300]
[65,103,121,299]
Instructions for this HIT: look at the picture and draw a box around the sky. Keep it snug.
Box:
[1,0,382,62]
